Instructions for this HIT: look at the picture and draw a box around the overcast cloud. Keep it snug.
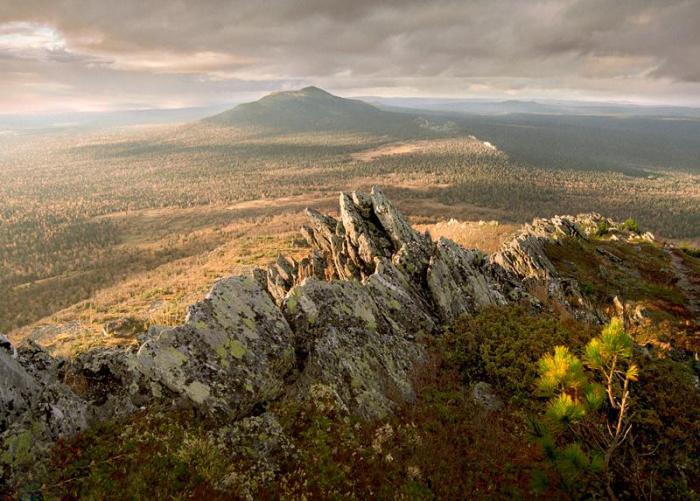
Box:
[1,0,699,113]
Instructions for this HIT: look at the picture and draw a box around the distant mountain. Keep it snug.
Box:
[366,96,700,119]
[203,86,437,136]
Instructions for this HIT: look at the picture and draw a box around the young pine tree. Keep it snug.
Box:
[533,318,638,499]
[583,317,638,499]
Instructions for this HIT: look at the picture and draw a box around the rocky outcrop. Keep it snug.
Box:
[492,214,611,321]
[2,188,635,488]
[0,350,39,433]
[1,343,91,484]
[365,258,436,338]
[268,187,507,323]
[283,278,425,419]
[492,215,596,282]
[299,188,434,282]
[427,238,507,323]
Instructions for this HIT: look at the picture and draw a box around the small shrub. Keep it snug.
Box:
[442,306,594,404]
[596,220,610,236]
[622,218,640,234]
[580,282,595,296]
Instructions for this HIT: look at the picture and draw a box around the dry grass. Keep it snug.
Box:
[417,219,517,253]
[350,140,433,162]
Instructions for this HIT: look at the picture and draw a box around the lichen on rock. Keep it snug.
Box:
[283,278,426,420]
[136,276,296,418]
[427,237,507,323]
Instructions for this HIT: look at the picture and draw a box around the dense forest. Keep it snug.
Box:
[1,114,699,334]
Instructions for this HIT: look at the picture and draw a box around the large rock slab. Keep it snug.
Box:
[364,259,437,339]
[283,278,425,420]
[136,276,296,417]
[339,192,392,276]
[369,187,430,255]
[5,342,92,439]
[427,238,507,323]
[0,350,39,433]
[1,343,92,486]
[67,347,152,420]
[370,187,434,281]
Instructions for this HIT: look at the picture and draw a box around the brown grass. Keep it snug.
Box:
[350,140,433,162]
[417,219,517,253]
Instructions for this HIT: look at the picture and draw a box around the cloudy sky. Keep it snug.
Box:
[1,0,699,113]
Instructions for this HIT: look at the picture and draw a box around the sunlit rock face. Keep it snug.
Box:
[274,187,509,321]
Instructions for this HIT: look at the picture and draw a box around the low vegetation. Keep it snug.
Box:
[28,304,697,500]
[545,235,699,342]
[441,306,596,405]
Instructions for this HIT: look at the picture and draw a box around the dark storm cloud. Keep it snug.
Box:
[0,0,699,112]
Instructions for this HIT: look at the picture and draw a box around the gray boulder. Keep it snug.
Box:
[472,382,504,412]
[3,342,92,439]
[427,238,506,323]
[339,192,392,276]
[0,350,39,433]
[68,347,152,420]
[1,343,92,486]
[283,278,426,420]
[102,316,146,339]
[136,276,296,418]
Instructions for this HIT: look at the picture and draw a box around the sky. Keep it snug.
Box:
[1,0,699,114]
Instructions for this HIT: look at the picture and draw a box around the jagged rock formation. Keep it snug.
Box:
[1,342,91,480]
[492,214,613,322]
[1,188,630,484]
[493,214,599,282]
[428,238,508,321]
[267,187,509,325]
